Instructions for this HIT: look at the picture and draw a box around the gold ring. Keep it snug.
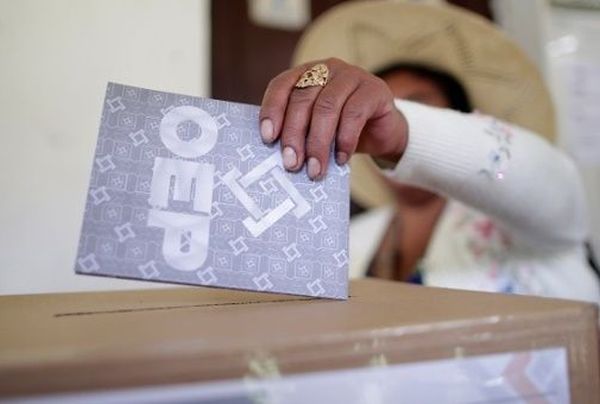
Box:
[294,63,329,88]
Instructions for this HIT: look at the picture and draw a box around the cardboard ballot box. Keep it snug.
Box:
[1,279,598,402]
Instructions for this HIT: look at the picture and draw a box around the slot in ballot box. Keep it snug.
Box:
[1,279,598,402]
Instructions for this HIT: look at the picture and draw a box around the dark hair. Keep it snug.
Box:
[374,63,473,113]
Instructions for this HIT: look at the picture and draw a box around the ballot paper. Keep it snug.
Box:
[74,83,350,299]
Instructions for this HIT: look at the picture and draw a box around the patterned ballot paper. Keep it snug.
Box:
[74,83,350,299]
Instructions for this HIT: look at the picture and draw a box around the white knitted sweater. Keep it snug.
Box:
[349,100,600,304]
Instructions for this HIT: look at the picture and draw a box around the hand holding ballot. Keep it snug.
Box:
[260,58,409,180]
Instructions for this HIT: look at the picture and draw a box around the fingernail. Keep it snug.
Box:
[260,119,274,143]
[282,146,297,170]
[307,157,321,180]
[336,152,348,165]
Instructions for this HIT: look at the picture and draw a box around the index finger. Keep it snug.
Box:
[259,64,309,143]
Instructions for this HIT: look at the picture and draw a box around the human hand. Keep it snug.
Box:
[259,58,408,180]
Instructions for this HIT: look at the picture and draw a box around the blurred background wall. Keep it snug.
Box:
[0,0,598,294]
[0,0,210,293]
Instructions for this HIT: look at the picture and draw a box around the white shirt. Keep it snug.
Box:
[350,100,600,304]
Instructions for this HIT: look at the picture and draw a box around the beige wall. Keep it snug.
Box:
[0,0,210,294]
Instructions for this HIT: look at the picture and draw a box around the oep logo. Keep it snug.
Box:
[147,106,218,271]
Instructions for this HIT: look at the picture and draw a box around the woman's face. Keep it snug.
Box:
[381,70,451,109]
[379,70,452,205]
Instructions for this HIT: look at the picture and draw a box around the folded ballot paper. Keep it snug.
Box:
[74,83,350,299]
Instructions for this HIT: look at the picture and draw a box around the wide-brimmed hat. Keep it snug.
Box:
[293,0,556,208]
